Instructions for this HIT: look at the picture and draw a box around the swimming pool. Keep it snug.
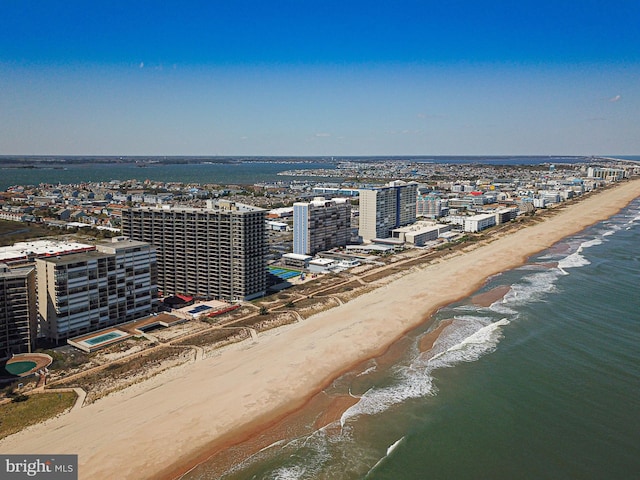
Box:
[84,331,126,346]
[4,360,37,376]
[188,304,213,315]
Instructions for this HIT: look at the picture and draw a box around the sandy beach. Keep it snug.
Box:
[2,179,639,480]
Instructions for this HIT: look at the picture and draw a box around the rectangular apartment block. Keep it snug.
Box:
[0,265,37,355]
[36,239,157,343]
[121,201,267,301]
[293,197,351,255]
[358,180,418,242]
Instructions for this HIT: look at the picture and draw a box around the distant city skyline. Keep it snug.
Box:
[1,1,639,156]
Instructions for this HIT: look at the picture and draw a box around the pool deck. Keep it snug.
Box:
[67,328,132,353]
[173,300,234,319]
[120,313,187,332]
[2,353,53,379]
[67,314,187,353]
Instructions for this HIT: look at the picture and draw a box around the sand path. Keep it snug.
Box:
[2,180,639,480]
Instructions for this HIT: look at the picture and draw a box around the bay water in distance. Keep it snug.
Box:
[185,197,640,479]
[0,161,339,191]
[3,155,633,191]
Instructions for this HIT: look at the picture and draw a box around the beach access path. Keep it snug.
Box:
[2,179,639,480]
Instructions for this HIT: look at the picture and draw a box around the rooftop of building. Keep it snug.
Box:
[391,222,449,234]
[95,236,151,251]
[466,212,499,220]
[309,258,335,266]
[294,197,351,207]
[35,249,112,265]
[0,263,34,278]
[282,253,313,260]
[126,200,265,214]
[0,240,95,263]
[358,180,419,191]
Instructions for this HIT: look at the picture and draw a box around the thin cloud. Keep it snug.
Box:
[315,132,331,137]
[139,62,144,69]
[417,112,445,119]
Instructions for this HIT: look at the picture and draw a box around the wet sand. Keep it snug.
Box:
[1,180,639,480]
[419,319,454,352]
[471,285,512,307]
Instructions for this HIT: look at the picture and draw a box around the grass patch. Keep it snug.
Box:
[0,391,77,439]
[53,347,191,404]
[41,348,90,371]
[173,328,248,347]
[0,220,54,246]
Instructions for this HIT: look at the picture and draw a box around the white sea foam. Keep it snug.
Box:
[579,238,603,249]
[491,270,559,314]
[453,303,488,312]
[557,237,603,273]
[428,318,510,368]
[356,364,378,377]
[221,426,337,479]
[271,465,305,480]
[341,316,510,425]
[256,429,337,480]
[258,438,287,453]
[557,252,590,273]
[365,437,406,477]
[386,436,404,455]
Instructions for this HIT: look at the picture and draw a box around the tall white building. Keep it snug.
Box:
[35,238,157,343]
[293,197,351,255]
[358,180,418,242]
[122,200,267,301]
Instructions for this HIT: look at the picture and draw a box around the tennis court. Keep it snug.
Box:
[268,266,302,280]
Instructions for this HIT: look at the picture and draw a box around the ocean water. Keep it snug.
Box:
[185,197,640,479]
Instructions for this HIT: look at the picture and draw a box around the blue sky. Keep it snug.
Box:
[1,0,639,156]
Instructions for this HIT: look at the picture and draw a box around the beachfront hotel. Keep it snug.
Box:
[35,238,157,343]
[587,166,627,182]
[416,193,447,219]
[358,180,418,242]
[293,197,351,255]
[121,200,267,302]
[0,264,37,355]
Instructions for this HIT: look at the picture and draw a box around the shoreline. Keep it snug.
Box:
[1,180,639,480]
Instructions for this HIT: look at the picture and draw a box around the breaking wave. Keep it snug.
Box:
[557,238,602,273]
[340,316,510,425]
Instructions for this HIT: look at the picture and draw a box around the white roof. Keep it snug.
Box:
[392,222,447,234]
[283,253,312,260]
[268,207,294,214]
[309,258,335,266]
[0,240,94,262]
[466,213,496,221]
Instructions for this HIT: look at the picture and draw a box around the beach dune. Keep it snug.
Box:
[2,180,639,479]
